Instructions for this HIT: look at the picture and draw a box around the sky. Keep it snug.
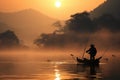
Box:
[0,0,105,20]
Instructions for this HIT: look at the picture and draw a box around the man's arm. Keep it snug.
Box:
[86,49,90,53]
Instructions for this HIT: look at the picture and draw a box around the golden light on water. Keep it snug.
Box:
[55,0,61,8]
[54,68,61,80]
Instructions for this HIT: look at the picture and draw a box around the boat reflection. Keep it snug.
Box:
[53,62,103,80]
[76,64,102,80]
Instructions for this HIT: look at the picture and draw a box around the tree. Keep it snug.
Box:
[94,14,120,32]
[52,21,65,34]
[65,11,95,33]
[34,12,94,48]
[0,30,20,48]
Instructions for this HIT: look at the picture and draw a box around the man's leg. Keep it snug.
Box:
[90,55,92,61]
[91,56,95,61]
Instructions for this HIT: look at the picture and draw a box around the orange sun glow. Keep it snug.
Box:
[55,0,61,8]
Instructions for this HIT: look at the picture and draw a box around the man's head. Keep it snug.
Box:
[90,44,94,47]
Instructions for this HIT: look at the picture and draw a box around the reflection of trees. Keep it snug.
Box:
[34,11,120,49]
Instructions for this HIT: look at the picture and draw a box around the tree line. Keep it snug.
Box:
[0,11,120,49]
[34,12,120,49]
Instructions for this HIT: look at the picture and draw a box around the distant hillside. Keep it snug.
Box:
[91,0,120,18]
[0,9,57,46]
[0,22,12,32]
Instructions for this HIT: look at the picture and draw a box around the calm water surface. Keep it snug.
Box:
[0,60,119,80]
[0,51,120,80]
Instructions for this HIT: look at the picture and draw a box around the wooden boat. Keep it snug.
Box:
[76,57,102,65]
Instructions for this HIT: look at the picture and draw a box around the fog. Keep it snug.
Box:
[0,46,119,80]
[88,29,120,51]
[0,46,119,63]
[0,27,119,63]
[0,49,72,62]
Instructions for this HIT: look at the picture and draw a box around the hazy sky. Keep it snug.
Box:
[0,0,105,19]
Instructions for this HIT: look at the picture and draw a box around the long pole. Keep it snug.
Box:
[82,45,87,59]
[82,38,89,59]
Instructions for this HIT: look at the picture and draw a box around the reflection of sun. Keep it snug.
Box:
[55,0,61,8]
[54,68,61,80]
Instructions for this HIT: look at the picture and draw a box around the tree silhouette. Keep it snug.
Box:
[34,33,66,48]
[65,11,95,33]
[34,12,120,49]
[94,14,120,32]
[0,30,20,48]
[52,21,65,34]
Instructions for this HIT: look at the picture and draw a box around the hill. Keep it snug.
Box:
[91,0,120,19]
[0,9,57,46]
[0,22,12,32]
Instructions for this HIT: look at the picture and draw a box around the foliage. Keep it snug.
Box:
[34,12,120,48]
[0,30,20,48]
[93,14,120,32]
[65,11,95,33]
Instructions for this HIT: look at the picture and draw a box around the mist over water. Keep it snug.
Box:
[0,49,119,80]
[0,0,120,79]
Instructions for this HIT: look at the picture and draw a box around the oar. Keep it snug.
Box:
[70,54,76,61]
[82,47,87,59]
[96,48,109,61]
[82,43,88,59]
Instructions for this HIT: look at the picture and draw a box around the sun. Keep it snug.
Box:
[55,0,61,8]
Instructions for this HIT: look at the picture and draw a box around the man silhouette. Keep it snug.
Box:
[86,44,97,61]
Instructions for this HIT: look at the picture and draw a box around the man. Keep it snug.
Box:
[86,44,97,61]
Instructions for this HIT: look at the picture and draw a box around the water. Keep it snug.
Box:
[0,60,119,80]
[0,51,120,80]
[0,61,101,80]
